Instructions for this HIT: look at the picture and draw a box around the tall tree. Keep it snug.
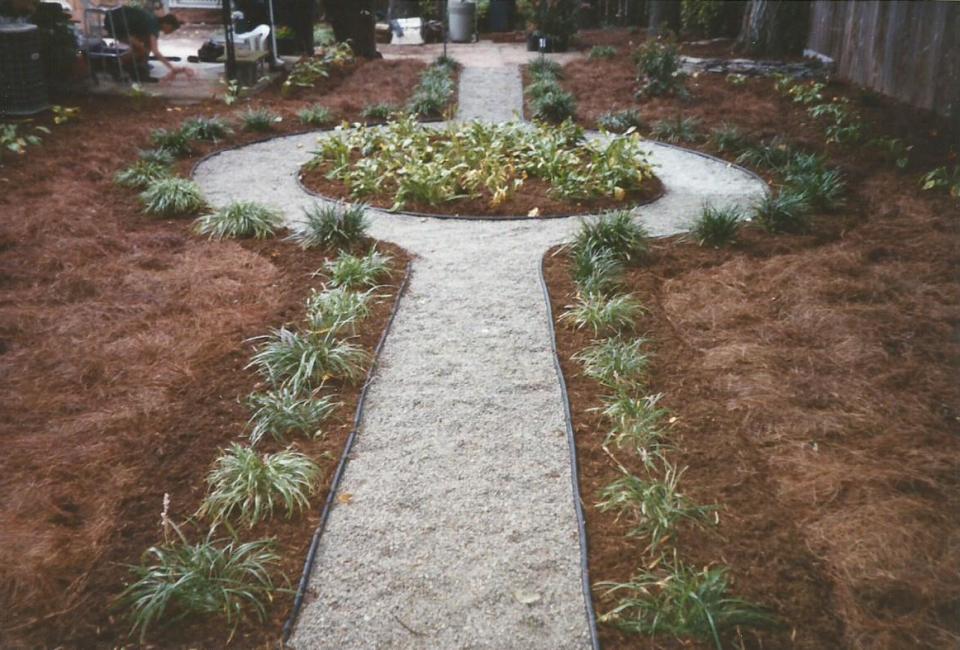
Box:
[322,0,379,58]
[735,0,810,58]
[647,0,680,36]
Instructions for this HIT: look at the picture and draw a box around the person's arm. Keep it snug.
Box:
[149,35,195,79]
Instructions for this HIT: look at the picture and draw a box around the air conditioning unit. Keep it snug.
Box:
[0,23,50,116]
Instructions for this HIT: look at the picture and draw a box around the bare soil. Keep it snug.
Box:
[544,28,960,650]
[0,58,425,649]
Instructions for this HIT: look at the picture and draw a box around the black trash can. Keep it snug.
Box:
[488,0,514,32]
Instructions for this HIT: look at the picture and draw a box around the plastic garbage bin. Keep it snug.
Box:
[488,0,514,32]
[448,1,476,43]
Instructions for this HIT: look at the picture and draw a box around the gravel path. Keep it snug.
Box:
[194,61,765,649]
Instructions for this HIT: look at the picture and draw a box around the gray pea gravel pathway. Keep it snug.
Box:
[194,59,765,649]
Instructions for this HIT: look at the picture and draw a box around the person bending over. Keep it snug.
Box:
[105,6,194,82]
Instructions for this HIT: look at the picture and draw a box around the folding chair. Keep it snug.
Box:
[82,4,141,84]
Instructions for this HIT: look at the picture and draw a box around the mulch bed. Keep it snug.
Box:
[0,57,428,649]
[543,28,960,650]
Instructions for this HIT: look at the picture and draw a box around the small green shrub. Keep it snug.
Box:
[920,165,960,200]
[194,201,283,239]
[323,249,393,289]
[528,58,562,80]
[599,561,776,642]
[597,462,714,551]
[530,88,577,123]
[574,337,650,389]
[247,327,368,392]
[138,148,176,166]
[282,57,330,96]
[735,136,796,171]
[115,160,171,189]
[199,443,320,526]
[239,109,280,132]
[298,105,334,127]
[571,248,624,296]
[121,527,279,642]
[361,103,397,122]
[561,293,642,336]
[0,121,47,158]
[290,203,369,249]
[150,127,191,157]
[784,167,845,212]
[525,76,562,101]
[752,190,811,233]
[651,116,701,144]
[305,285,375,334]
[572,211,649,264]
[634,40,686,98]
[433,54,458,72]
[597,109,645,134]
[786,81,825,105]
[247,387,340,445]
[589,45,617,60]
[181,116,233,142]
[140,178,206,217]
[709,123,749,154]
[690,203,741,247]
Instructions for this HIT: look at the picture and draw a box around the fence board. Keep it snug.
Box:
[807,0,959,116]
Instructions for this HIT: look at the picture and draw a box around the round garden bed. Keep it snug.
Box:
[299,118,663,218]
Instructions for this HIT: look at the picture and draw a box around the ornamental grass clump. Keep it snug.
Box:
[290,203,369,249]
[690,203,742,247]
[528,57,562,80]
[140,178,206,217]
[752,189,811,233]
[561,292,643,337]
[571,211,649,264]
[599,560,776,645]
[247,327,368,392]
[305,285,375,334]
[589,45,617,59]
[138,147,176,166]
[530,88,577,123]
[181,116,233,142]
[150,127,192,157]
[597,109,645,134]
[574,336,650,389]
[121,527,280,642]
[709,123,749,154]
[361,103,397,122]
[323,249,392,289]
[601,392,670,461]
[115,159,171,189]
[597,463,714,552]
[198,443,320,527]
[239,108,279,132]
[651,116,701,144]
[571,247,624,296]
[297,104,334,127]
[193,201,284,240]
[408,62,455,118]
[735,136,795,171]
[782,156,846,211]
[247,387,340,445]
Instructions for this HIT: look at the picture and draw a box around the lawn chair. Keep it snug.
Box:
[81,4,140,84]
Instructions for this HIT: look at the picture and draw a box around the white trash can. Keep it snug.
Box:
[448,1,476,43]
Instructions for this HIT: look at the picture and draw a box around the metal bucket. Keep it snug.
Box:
[448,1,476,43]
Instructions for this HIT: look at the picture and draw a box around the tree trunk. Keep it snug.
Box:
[647,0,680,36]
[322,0,379,58]
[735,0,810,58]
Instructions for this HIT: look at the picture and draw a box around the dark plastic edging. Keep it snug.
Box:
[281,261,413,643]
[538,254,602,650]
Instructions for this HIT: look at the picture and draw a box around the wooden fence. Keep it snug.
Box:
[806,0,959,117]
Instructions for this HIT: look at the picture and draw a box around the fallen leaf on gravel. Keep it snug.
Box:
[513,590,541,605]
[337,493,353,504]
[527,207,540,217]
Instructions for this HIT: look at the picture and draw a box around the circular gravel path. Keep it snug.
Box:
[194,53,766,649]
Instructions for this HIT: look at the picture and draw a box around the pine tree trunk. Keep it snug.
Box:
[322,0,379,58]
[647,0,680,36]
[735,0,810,58]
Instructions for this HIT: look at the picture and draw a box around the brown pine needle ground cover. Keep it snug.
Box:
[0,58,425,648]
[544,28,960,650]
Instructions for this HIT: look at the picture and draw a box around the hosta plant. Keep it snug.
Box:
[247,327,368,392]
[247,386,340,445]
[199,443,320,526]
[323,249,393,289]
[194,201,284,239]
[289,203,369,249]
[121,525,280,642]
[560,292,642,336]
[574,336,650,389]
[140,178,206,217]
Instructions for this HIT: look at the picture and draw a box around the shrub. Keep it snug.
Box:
[571,247,624,295]
[597,462,714,551]
[238,109,279,132]
[194,201,283,239]
[199,443,320,526]
[597,109,645,134]
[140,178,206,217]
[786,81,825,105]
[361,103,397,122]
[282,57,330,96]
[599,561,775,642]
[572,211,649,264]
[690,203,741,247]
[247,387,340,445]
[735,136,795,171]
[920,165,960,200]
[573,336,650,389]
[289,203,369,249]
[150,127,191,157]
[560,292,642,336]
[305,285,375,334]
[709,123,749,154]
[530,89,577,123]
[588,45,617,60]
[527,57,562,81]
[323,249,393,289]
[121,528,279,642]
[298,104,334,127]
[115,160,171,189]
[247,327,369,392]
[784,167,845,212]
[751,189,811,233]
[635,40,686,98]
[181,116,233,142]
[651,116,701,144]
